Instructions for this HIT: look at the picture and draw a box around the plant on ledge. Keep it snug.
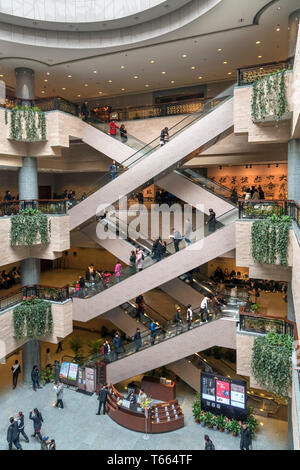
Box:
[5,106,46,141]
[10,209,50,246]
[251,69,289,122]
[13,296,53,340]
[251,215,292,266]
[251,331,293,399]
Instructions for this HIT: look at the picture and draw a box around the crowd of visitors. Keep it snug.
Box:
[0,266,20,290]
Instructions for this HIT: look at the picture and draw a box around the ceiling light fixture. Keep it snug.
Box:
[150,60,155,64]
[68,74,72,78]
[171,80,175,84]
[44,79,48,82]
[198,76,203,79]
[77,94,81,97]
[223,61,228,64]
[145,84,150,87]
[276,25,280,31]
[161,71,166,75]
[182,54,188,58]
[62,87,66,90]
[46,72,50,76]
[93,70,97,74]
[120,66,125,69]
[108,80,113,83]
[0,74,3,77]
[256,41,261,44]
[228,72,232,75]
[98,91,103,94]
[41,91,45,94]
[84,83,88,87]
[121,88,125,91]
[190,66,196,70]
[217,48,222,52]
[258,55,263,58]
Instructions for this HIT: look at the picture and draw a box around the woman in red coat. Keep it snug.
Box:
[109,121,119,136]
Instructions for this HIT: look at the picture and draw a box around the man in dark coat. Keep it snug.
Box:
[207,208,216,233]
[240,424,252,450]
[133,328,142,352]
[113,333,122,360]
[96,383,110,415]
[7,417,22,450]
[11,360,21,389]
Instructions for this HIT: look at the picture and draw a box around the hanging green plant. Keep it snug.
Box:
[10,208,50,246]
[251,69,289,122]
[251,215,292,266]
[5,106,47,141]
[13,297,53,340]
[251,331,293,398]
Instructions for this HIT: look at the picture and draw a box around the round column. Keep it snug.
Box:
[15,67,35,106]
[288,9,300,58]
[288,139,300,203]
[18,157,38,201]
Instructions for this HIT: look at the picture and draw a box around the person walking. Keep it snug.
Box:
[11,359,21,389]
[96,383,110,415]
[103,340,112,362]
[187,304,193,330]
[7,417,22,450]
[56,341,63,354]
[109,121,119,137]
[206,209,216,233]
[78,276,87,298]
[29,409,43,441]
[31,365,42,392]
[54,382,64,409]
[129,250,137,275]
[17,412,29,443]
[109,160,118,180]
[113,332,122,360]
[114,261,122,283]
[150,321,158,345]
[185,218,192,246]
[173,307,183,335]
[204,434,215,450]
[240,423,252,450]
[133,327,142,352]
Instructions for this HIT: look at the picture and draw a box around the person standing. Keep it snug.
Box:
[206,209,216,233]
[137,388,147,405]
[129,250,137,275]
[17,412,29,443]
[172,229,183,253]
[185,218,192,246]
[200,297,210,323]
[173,307,183,335]
[29,409,43,441]
[187,304,193,330]
[137,192,144,212]
[31,365,42,392]
[133,328,142,352]
[7,417,22,450]
[11,359,21,389]
[109,121,119,137]
[258,185,265,200]
[103,340,112,362]
[114,261,122,283]
[160,127,169,146]
[120,124,128,142]
[240,423,252,450]
[109,160,118,180]
[150,321,157,345]
[96,383,110,415]
[79,276,87,298]
[54,382,64,409]
[204,434,215,450]
[136,248,144,272]
[113,332,122,360]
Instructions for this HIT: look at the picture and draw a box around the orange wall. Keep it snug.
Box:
[207,164,288,200]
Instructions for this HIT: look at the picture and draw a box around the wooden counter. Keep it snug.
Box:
[107,384,184,434]
[141,376,176,402]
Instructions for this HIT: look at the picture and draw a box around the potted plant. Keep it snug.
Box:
[192,394,201,423]
[212,415,218,431]
[216,414,226,432]
[231,419,241,437]
[250,303,260,313]
[204,411,214,429]
[40,367,54,386]
[200,411,206,427]
[224,417,232,433]
[247,408,259,438]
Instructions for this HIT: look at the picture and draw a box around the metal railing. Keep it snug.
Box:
[0,199,68,216]
[238,200,300,223]
[0,284,70,312]
[237,58,293,86]
[2,96,79,116]
[239,307,295,338]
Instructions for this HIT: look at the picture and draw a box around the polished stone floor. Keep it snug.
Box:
[0,379,288,451]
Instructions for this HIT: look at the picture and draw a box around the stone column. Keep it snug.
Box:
[288,139,300,203]
[15,67,41,382]
[288,9,300,59]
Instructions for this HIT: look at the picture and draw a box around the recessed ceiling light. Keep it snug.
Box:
[223,61,228,64]
[77,94,81,97]
[182,54,188,58]
[41,91,45,94]
[133,75,139,79]
[228,72,232,75]
[256,41,261,44]
[217,48,222,52]
[62,87,66,91]
[93,70,97,74]
[68,74,72,78]
[84,83,88,87]
[145,84,150,87]
[276,25,280,31]
[150,60,155,63]
[108,80,113,83]
[121,88,125,91]
[198,76,203,79]
[98,91,103,94]
[171,80,175,84]
[0,74,3,77]
[120,66,125,69]
[258,55,263,58]
[191,66,196,70]
[161,71,166,75]
[46,72,50,76]
[44,79,48,82]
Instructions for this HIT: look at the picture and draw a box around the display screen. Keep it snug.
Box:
[59,362,70,380]
[68,363,79,381]
[201,372,247,420]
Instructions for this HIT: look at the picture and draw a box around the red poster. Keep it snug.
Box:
[216,380,230,405]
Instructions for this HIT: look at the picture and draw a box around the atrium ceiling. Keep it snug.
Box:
[0,0,298,101]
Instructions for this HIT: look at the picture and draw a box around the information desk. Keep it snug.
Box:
[141,376,176,402]
[107,384,184,434]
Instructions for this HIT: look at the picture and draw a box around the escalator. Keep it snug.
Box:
[69,85,235,231]
[72,205,237,321]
